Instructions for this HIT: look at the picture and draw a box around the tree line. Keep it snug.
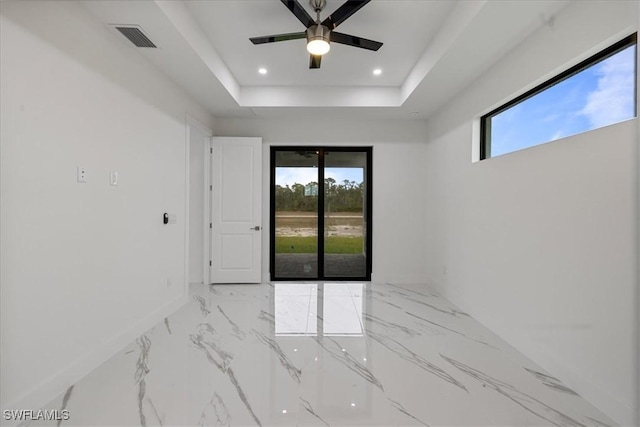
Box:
[275,178,364,212]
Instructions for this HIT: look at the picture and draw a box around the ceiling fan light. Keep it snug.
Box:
[306,24,330,56]
[307,39,330,55]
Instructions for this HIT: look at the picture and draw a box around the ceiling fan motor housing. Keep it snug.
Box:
[307,24,330,43]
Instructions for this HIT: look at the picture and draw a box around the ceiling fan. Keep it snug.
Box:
[250,0,383,69]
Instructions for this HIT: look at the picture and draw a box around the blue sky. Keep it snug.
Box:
[276,167,363,187]
[490,45,636,157]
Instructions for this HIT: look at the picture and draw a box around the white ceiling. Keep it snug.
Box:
[186,0,456,87]
[82,0,569,120]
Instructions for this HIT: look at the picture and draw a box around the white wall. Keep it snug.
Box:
[214,117,429,284]
[0,0,213,415]
[424,1,638,425]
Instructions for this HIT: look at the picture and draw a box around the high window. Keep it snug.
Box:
[481,33,637,159]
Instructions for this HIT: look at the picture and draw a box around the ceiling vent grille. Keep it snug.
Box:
[114,26,157,48]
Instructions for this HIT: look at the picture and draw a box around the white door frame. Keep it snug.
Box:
[208,137,263,283]
[205,138,212,284]
[185,115,212,288]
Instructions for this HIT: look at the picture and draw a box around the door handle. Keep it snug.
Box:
[250,226,261,231]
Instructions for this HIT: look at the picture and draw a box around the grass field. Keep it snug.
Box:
[275,236,363,254]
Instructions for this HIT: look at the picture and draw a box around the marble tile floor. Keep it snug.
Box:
[23,282,616,427]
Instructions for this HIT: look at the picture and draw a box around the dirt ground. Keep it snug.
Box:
[275,211,363,237]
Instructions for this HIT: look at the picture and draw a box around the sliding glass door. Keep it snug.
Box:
[271,147,372,281]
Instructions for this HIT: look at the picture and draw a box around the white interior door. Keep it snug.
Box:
[210,137,262,283]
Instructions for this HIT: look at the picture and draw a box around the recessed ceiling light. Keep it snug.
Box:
[282,409,287,414]
[373,68,382,76]
[410,111,419,118]
[351,403,356,407]
[258,68,268,75]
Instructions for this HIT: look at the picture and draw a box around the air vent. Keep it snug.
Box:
[114,25,156,48]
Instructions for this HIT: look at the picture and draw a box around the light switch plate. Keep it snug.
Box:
[110,171,118,186]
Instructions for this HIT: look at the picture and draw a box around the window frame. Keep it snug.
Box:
[480,33,637,160]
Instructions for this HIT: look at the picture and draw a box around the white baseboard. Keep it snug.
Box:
[1,293,188,426]
[515,344,635,426]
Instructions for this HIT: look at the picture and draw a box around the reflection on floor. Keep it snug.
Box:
[274,254,366,278]
[27,283,615,426]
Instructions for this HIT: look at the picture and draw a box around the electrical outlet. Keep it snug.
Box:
[77,166,87,183]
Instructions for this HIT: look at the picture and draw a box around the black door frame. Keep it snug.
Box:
[270,146,373,281]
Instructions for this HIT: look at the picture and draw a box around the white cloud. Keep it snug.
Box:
[579,47,635,128]
[276,167,319,187]
[325,168,363,185]
[276,167,363,187]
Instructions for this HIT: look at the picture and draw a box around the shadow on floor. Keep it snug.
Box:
[274,253,366,278]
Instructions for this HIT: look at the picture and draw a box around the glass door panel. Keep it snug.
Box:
[324,151,367,278]
[273,150,319,278]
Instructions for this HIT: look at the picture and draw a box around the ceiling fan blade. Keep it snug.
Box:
[330,31,382,51]
[322,0,371,30]
[250,32,307,45]
[309,54,322,69]
[281,0,315,28]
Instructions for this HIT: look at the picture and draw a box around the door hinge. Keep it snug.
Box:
[209,223,212,229]
[209,260,212,266]
[210,147,213,154]
[210,185,212,191]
